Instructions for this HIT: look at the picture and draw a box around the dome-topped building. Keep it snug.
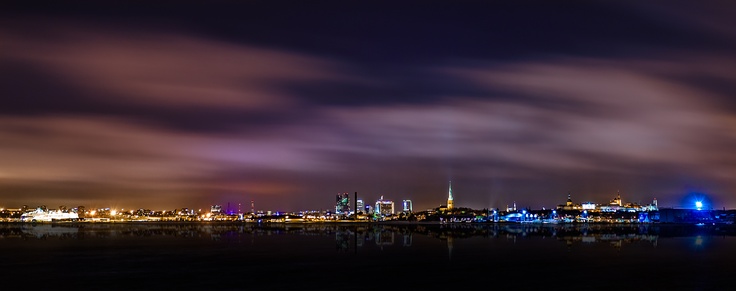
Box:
[558,192,582,210]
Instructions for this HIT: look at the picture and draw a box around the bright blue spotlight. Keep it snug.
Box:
[695,201,703,210]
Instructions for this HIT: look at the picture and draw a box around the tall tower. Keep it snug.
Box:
[402,200,413,212]
[335,192,350,215]
[447,181,454,210]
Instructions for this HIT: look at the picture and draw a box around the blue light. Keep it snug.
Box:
[682,192,711,210]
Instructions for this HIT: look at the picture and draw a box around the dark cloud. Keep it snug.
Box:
[1,1,736,211]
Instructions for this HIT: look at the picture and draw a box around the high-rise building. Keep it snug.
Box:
[211,205,222,214]
[402,200,413,212]
[335,192,351,215]
[356,199,364,214]
[375,196,394,216]
[447,181,454,210]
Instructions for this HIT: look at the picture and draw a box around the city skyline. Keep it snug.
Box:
[0,181,694,214]
[2,1,736,211]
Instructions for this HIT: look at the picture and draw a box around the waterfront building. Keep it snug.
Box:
[611,191,623,207]
[581,202,596,210]
[356,199,364,214]
[375,196,394,216]
[557,191,657,214]
[506,202,517,212]
[211,205,222,214]
[440,181,455,211]
[557,193,582,210]
[648,198,659,211]
[402,200,413,212]
[598,192,638,212]
[20,207,79,222]
[447,181,454,210]
[335,192,351,216]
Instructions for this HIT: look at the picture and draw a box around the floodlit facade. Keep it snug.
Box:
[402,200,413,212]
[375,196,394,216]
[557,192,659,213]
[356,199,364,214]
[20,208,79,222]
[447,181,454,210]
[335,192,351,215]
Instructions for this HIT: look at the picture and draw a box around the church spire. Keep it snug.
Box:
[447,181,454,210]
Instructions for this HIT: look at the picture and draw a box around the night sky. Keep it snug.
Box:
[2,0,736,212]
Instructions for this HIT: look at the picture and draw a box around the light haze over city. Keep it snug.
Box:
[2,1,736,212]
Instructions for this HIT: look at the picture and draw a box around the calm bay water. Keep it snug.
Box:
[1,223,734,290]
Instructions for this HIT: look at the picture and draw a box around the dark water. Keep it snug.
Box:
[1,222,734,290]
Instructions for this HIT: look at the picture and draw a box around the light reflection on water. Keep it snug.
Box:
[0,222,730,249]
[1,223,733,289]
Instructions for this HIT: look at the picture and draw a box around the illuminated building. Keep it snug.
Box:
[599,191,628,212]
[20,208,79,222]
[506,202,517,212]
[211,205,222,214]
[447,181,454,210]
[402,200,413,212]
[356,199,364,214]
[649,198,658,211]
[582,202,596,210]
[611,191,623,206]
[335,192,350,216]
[557,193,582,210]
[375,196,394,216]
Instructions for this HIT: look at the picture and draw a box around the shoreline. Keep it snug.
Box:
[0,220,732,227]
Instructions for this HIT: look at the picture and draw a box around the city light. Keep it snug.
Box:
[1,190,726,224]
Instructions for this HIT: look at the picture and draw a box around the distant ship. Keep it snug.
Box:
[20,209,79,222]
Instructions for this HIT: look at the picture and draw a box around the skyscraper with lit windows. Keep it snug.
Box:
[335,192,350,215]
[375,196,394,216]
